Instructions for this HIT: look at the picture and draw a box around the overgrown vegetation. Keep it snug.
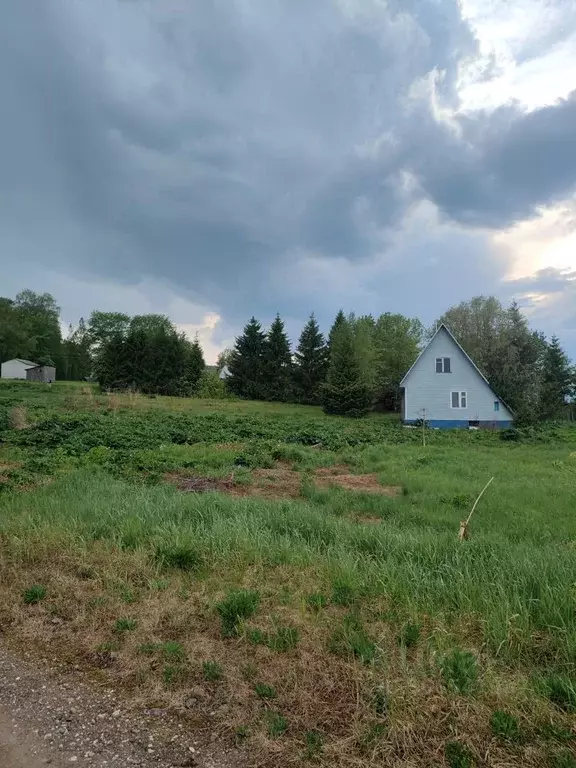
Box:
[2,382,576,766]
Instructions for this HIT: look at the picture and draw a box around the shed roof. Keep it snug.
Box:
[2,358,38,367]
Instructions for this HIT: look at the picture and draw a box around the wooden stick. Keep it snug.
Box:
[458,476,494,541]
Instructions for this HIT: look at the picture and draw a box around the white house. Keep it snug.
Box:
[218,365,231,380]
[1,358,38,380]
[400,324,513,429]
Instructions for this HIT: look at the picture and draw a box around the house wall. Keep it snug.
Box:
[1,360,30,379]
[403,329,513,427]
[26,366,56,383]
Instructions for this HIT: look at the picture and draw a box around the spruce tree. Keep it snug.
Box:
[227,317,266,399]
[262,314,292,401]
[540,335,571,419]
[183,336,205,394]
[293,313,328,404]
[321,319,372,417]
[328,309,346,353]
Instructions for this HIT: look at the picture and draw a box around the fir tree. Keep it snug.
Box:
[328,309,346,353]
[321,319,372,417]
[540,335,571,419]
[293,313,328,404]
[262,314,292,401]
[227,317,266,399]
[183,336,205,394]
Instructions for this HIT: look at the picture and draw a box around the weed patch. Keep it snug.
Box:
[23,584,47,605]
[216,589,260,638]
[440,649,478,694]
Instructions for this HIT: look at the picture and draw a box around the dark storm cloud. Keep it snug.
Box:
[1,0,575,325]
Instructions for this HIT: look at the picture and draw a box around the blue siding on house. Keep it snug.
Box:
[400,326,514,425]
[405,419,513,429]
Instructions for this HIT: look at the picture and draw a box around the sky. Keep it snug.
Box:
[1,0,576,363]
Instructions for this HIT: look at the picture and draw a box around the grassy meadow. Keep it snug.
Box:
[1,380,576,766]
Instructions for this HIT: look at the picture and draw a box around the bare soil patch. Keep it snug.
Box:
[168,466,400,500]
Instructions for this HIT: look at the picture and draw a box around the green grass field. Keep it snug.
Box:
[1,380,576,766]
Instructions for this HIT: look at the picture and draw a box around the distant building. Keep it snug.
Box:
[400,324,513,429]
[25,365,56,383]
[1,358,38,380]
[218,365,231,380]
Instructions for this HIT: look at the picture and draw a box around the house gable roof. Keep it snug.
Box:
[2,358,38,367]
[400,324,514,414]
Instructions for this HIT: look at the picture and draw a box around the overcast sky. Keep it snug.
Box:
[1,0,576,362]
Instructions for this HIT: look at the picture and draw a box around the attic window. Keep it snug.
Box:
[435,357,451,373]
[494,401,500,412]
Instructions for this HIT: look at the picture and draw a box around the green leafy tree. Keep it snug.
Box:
[0,297,33,362]
[227,317,267,400]
[321,318,372,417]
[292,313,328,404]
[540,335,571,419]
[350,314,377,398]
[14,290,63,371]
[62,318,92,380]
[87,311,131,352]
[262,314,292,401]
[436,296,546,422]
[216,348,234,373]
[373,313,423,411]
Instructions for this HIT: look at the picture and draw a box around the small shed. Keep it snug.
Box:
[1,358,38,380]
[26,365,56,383]
[218,365,231,380]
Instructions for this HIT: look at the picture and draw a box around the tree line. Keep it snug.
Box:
[1,290,574,421]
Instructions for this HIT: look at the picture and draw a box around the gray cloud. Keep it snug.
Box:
[1,0,576,350]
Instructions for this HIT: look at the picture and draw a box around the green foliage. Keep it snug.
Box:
[160,641,186,662]
[216,589,260,637]
[372,312,423,411]
[293,313,328,405]
[398,622,421,648]
[539,674,576,712]
[155,543,204,572]
[445,740,474,768]
[255,682,277,699]
[553,750,576,768]
[331,577,357,606]
[489,710,520,741]
[265,710,288,738]
[227,317,267,400]
[267,625,299,652]
[305,593,329,611]
[303,730,323,760]
[322,318,372,417]
[328,614,376,664]
[202,661,223,681]
[372,686,388,716]
[197,370,229,399]
[541,335,572,420]
[23,584,47,605]
[114,617,137,633]
[440,649,478,694]
[262,315,292,402]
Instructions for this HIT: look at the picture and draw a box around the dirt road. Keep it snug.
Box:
[0,643,240,768]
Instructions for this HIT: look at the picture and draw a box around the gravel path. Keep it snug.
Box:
[0,644,241,768]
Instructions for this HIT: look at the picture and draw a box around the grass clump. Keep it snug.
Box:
[161,641,186,662]
[265,710,288,738]
[303,730,323,760]
[155,543,203,572]
[23,584,47,605]
[331,577,357,607]
[398,621,421,648]
[440,649,478,694]
[553,751,576,768]
[255,682,276,699]
[445,740,474,768]
[216,589,260,637]
[539,674,576,712]
[328,613,376,664]
[268,625,299,652]
[305,593,329,611]
[202,660,223,682]
[114,617,137,633]
[490,710,520,741]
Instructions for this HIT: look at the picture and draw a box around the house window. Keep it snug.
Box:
[451,391,467,408]
[494,401,500,412]
[435,357,451,373]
